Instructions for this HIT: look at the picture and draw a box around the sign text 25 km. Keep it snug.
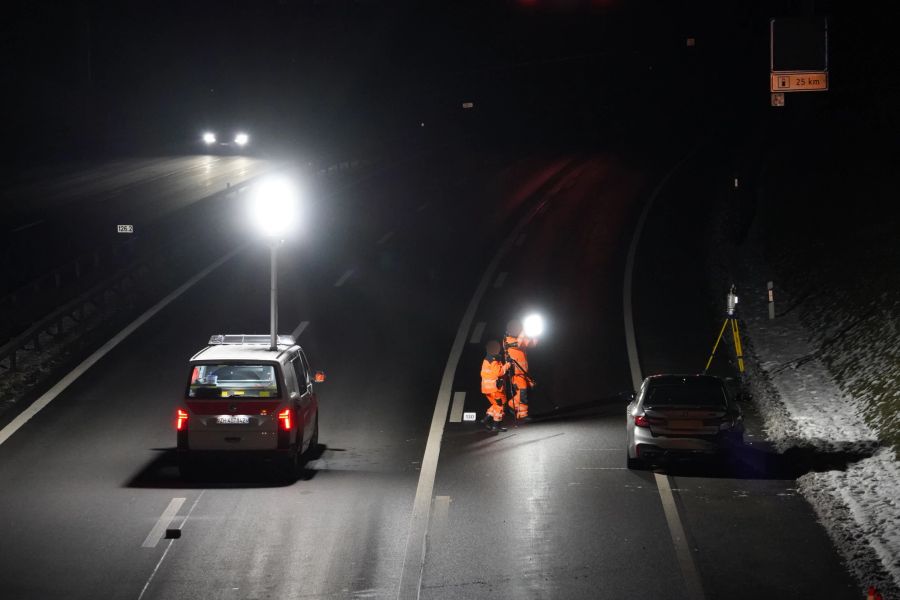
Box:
[770,71,828,92]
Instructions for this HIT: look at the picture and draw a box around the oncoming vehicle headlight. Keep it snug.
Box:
[234,133,249,146]
[203,132,216,144]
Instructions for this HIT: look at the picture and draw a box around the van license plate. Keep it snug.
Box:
[217,415,249,425]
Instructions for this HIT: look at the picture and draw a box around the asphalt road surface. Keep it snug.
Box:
[0,151,861,599]
[1,155,275,293]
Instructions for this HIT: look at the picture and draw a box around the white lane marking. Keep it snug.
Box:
[576,467,626,470]
[430,496,451,541]
[378,231,395,245]
[396,175,558,600]
[493,272,508,288]
[334,268,355,287]
[291,320,309,338]
[9,220,45,234]
[448,392,466,423]
[137,491,205,600]
[622,150,696,391]
[515,233,527,246]
[469,321,486,344]
[655,473,705,599]
[0,247,245,447]
[416,201,429,212]
[622,151,703,600]
[142,498,186,548]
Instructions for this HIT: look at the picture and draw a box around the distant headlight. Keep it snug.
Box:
[203,132,216,144]
[234,133,249,146]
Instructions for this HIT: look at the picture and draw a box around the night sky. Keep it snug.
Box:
[4,1,898,162]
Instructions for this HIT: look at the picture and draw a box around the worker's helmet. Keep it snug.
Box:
[506,319,523,337]
[485,340,501,356]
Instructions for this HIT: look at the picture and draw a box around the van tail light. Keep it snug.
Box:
[278,409,292,431]
[634,414,650,428]
[176,409,189,431]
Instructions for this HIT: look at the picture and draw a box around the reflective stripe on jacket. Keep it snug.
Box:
[481,358,508,396]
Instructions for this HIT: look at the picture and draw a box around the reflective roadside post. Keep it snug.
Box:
[248,177,299,350]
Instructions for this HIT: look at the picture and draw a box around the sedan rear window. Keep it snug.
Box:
[188,364,280,399]
[645,383,726,407]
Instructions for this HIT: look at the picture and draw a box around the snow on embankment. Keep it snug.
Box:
[737,254,900,595]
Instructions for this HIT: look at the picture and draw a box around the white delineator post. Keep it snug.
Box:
[767,280,775,320]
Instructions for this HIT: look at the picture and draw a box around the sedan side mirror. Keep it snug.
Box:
[314,371,326,383]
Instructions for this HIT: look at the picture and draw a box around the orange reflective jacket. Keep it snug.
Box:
[505,335,535,386]
[481,358,508,396]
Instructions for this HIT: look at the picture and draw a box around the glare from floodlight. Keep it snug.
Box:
[234,133,249,146]
[203,132,216,144]
[248,177,299,238]
[523,313,544,338]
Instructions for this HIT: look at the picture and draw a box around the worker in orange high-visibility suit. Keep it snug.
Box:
[505,319,537,420]
[481,340,509,432]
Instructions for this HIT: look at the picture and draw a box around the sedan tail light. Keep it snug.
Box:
[176,409,189,431]
[634,414,650,428]
[278,409,292,431]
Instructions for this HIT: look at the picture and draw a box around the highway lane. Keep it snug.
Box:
[418,153,859,599]
[1,155,275,294]
[630,147,860,599]
[0,151,565,599]
[0,149,861,599]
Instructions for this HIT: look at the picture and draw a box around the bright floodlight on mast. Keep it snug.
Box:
[248,176,300,349]
[523,313,544,338]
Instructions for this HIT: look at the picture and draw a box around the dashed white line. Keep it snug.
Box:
[493,272,508,289]
[378,231,395,245]
[137,491,205,600]
[416,201,430,212]
[142,498,186,548]
[469,322,486,344]
[430,496,451,542]
[291,320,309,338]
[0,246,245,448]
[449,392,466,423]
[334,268,355,287]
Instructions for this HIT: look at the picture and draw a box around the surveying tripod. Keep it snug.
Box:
[704,285,745,373]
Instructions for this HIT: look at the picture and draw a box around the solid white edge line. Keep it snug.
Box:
[469,321,486,344]
[291,320,310,339]
[0,246,245,448]
[493,271,508,289]
[137,490,205,600]
[377,231,395,245]
[334,268,355,287]
[448,391,466,423]
[141,497,186,548]
[655,473,705,599]
[395,185,557,600]
[622,151,704,600]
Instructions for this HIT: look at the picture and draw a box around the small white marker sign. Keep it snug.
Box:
[117,224,134,233]
[463,412,477,422]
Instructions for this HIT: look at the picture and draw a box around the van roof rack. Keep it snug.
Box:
[208,334,296,346]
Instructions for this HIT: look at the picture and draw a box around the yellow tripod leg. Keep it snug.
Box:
[705,318,729,373]
[731,318,745,373]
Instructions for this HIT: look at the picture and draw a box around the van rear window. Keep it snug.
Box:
[188,364,279,399]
